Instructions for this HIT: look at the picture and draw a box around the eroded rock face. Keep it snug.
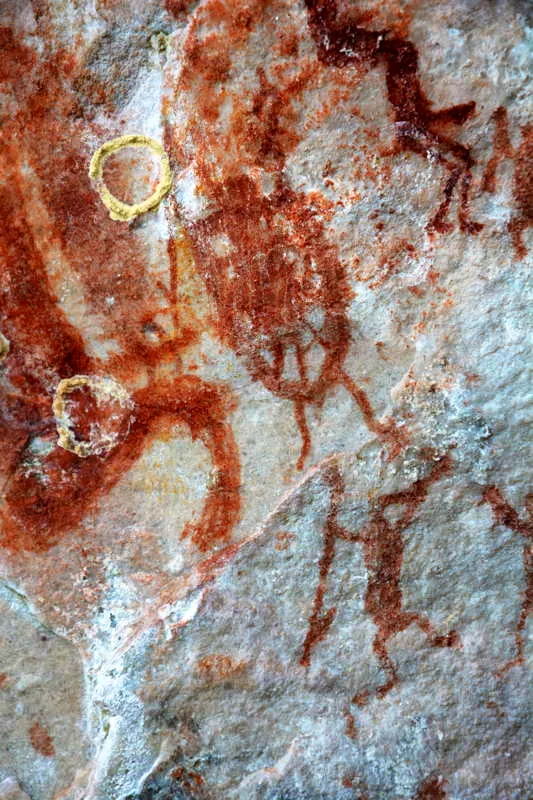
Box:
[0,0,531,798]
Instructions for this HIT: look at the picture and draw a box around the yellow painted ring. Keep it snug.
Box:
[89,134,172,222]
[53,374,133,457]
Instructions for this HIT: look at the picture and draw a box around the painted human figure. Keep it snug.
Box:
[300,456,460,702]
[304,0,483,234]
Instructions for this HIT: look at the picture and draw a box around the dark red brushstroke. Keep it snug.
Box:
[482,106,513,194]
[483,106,532,259]
[172,5,407,469]
[300,461,344,667]
[300,455,460,703]
[0,28,241,554]
[355,454,460,702]
[509,123,533,259]
[304,0,482,235]
[414,774,447,800]
[343,706,357,740]
[482,485,532,674]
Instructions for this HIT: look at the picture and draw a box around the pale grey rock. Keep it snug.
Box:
[0,593,87,800]
[0,778,32,800]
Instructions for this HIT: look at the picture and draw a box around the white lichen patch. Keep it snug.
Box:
[53,374,134,457]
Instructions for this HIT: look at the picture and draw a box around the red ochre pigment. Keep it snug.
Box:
[1,5,529,569]
[29,721,55,758]
[169,0,528,476]
[414,774,448,800]
[300,455,460,705]
[170,1,415,469]
[483,106,532,259]
[483,486,532,674]
[304,0,482,235]
[0,29,240,553]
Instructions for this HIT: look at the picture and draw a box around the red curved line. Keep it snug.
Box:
[2,376,241,553]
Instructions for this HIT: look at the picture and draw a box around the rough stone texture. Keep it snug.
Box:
[0,1,531,798]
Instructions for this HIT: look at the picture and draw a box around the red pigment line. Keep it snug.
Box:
[482,107,532,259]
[358,454,459,703]
[482,485,532,674]
[172,3,422,471]
[300,461,345,666]
[167,236,179,310]
[482,106,512,193]
[170,8,358,471]
[136,377,242,553]
[343,706,357,740]
[0,31,242,555]
[340,370,408,459]
[294,400,311,472]
[2,375,241,554]
[508,122,533,260]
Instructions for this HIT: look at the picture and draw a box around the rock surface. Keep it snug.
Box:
[0,0,531,798]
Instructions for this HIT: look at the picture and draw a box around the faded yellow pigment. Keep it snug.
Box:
[89,134,172,221]
[0,332,9,361]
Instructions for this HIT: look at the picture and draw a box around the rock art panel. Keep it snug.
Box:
[0,0,531,798]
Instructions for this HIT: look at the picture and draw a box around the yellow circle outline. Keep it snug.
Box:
[89,134,172,222]
[53,374,134,457]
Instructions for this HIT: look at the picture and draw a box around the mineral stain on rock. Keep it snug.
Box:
[89,134,173,221]
[414,774,447,799]
[53,374,134,457]
[0,334,9,363]
[125,757,210,800]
